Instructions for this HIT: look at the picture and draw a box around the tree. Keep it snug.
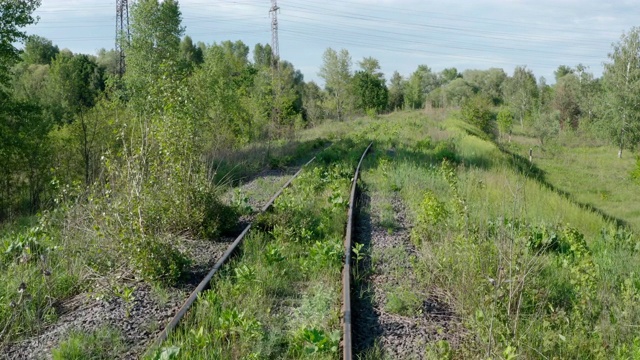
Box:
[253,43,272,68]
[441,78,474,107]
[180,35,203,69]
[461,94,495,137]
[352,70,388,114]
[604,27,640,158]
[439,67,461,84]
[463,68,507,105]
[49,52,105,184]
[497,106,514,142]
[387,71,404,111]
[303,81,325,125]
[21,35,59,65]
[357,56,384,81]
[552,74,581,130]
[405,65,440,109]
[554,65,574,82]
[502,66,538,128]
[532,110,560,146]
[318,48,352,120]
[125,0,184,112]
[0,0,41,91]
[96,48,119,76]
[405,68,426,109]
[0,0,46,217]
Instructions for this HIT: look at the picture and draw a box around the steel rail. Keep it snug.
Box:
[342,142,373,360]
[153,154,320,348]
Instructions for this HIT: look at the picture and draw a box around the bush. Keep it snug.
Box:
[200,191,239,239]
[130,237,190,285]
[433,141,458,163]
[460,95,495,138]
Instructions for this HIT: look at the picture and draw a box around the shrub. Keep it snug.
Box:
[460,95,495,138]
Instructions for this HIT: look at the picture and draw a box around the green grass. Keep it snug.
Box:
[51,327,125,360]
[507,133,640,232]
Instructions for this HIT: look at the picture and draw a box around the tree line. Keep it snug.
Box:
[2,0,640,221]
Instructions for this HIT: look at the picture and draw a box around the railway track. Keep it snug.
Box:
[151,141,372,359]
[153,154,320,347]
[342,142,372,360]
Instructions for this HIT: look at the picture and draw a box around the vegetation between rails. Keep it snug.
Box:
[150,140,368,359]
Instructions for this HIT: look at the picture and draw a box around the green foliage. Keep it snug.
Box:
[460,94,495,138]
[553,73,581,130]
[0,98,53,217]
[502,66,538,127]
[130,237,190,285]
[51,327,124,360]
[352,70,388,114]
[0,0,41,88]
[0,215,79,343]
[497,106,514,139]
[603,26,640,157]
[385,287,422,316]
[49,51,104,119]
[21,35,59,65]
[433,141,458,163]
[532,110,560,145]
[632,157,640,184]
[318,48,353,120]
[387,71,405,111]
[293,328,340,354]
[151,346,181,360]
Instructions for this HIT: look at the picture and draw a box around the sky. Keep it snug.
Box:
[22,0,640,85]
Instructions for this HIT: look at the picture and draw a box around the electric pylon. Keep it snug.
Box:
[115,0,130,77]
[269,0,282,137]
[269,0,280,68]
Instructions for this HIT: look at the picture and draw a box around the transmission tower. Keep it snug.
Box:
[115,0,130,77]
[269,0,280,69]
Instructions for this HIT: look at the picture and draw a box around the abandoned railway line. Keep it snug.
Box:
[144,141,372,359]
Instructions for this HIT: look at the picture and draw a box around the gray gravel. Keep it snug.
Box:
[353,191,464,359]
[2,281,183,360]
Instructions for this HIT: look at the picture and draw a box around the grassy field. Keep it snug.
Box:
[506,132,640,232]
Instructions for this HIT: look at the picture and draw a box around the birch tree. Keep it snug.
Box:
[604,27,640,158]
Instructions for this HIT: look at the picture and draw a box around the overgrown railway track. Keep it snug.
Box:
[153,155,320,347]
[151,141,372,359]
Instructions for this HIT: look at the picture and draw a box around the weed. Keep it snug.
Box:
[51,327,125,360]
[385,285,422,317]
[293,328,340,355]
[115,285,135,318]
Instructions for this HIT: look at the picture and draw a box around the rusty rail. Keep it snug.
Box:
[342,141,373,360]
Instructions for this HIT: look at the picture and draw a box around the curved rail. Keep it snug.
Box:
[342,141,373,360]
[153,154,320,347]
